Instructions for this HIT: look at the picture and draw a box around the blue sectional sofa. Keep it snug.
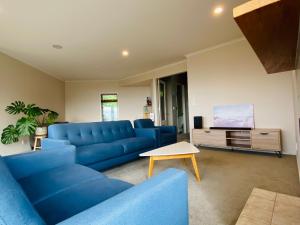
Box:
[1,146,188,225]
[42,120,159,171]
[134,119,177,147]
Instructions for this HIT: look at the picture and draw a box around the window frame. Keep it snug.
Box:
[100,93,119,121]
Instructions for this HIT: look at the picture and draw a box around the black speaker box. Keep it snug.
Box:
[194,116,203,129]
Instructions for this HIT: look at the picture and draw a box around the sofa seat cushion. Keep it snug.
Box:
[76,143,124,165]
[114,137,155,154]
[161,133,176,145]
[0,157,45,225]
[35,177,133,225]
[18,164,106,205]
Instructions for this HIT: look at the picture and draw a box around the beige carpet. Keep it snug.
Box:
[104,148,300,225]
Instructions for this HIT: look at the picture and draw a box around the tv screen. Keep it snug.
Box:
[213,104,254,128]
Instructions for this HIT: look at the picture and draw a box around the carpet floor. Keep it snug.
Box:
[104,148,300,225]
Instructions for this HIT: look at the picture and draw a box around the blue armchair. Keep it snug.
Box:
[134,119,177,147]
[1,147,188,225]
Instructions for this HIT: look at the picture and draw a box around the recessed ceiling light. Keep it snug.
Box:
[52,44,63,49]
[213,6,224,15]
[122,50,129,57]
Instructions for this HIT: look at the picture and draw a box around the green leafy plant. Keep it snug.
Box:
[1,101,59,145]
[1,125,19,144]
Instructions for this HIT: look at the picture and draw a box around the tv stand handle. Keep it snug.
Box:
[204,130,211,133]
[259,132,269,135]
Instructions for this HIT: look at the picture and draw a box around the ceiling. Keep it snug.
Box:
[0,0,246,81]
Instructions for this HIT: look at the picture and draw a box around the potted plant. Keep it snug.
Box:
[1,101,59,145]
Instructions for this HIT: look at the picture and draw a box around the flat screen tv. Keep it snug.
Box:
[213,104,254,128]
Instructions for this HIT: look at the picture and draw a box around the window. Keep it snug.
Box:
[101,94,118,121]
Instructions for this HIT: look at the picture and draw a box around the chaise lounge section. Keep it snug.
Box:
[134,119,177,147]
[42,120,159,171]
[1,146,189,225]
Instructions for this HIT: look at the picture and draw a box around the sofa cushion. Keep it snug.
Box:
[35,177,133,225]
[48,120,135,146]
[134,119,155,128]
[18,164,105,205]
[114,137,155,154]
[77,143,124,165]
[161,133,177,145]
[0,157,45,225]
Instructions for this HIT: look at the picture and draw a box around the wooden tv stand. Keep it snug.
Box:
[192,128,282,157]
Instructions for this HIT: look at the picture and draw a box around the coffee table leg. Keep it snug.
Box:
[182,158,187,166]
[148,156,155,178]
[191,154,201,182]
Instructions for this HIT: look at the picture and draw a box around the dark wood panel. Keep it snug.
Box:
[297,15,300,70]
[234,0,300,74]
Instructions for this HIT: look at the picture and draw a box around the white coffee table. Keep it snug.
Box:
[140,141,201,182]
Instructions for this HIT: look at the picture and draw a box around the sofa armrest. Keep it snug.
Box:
[156,125,177,134]
[41,138,71,150]
[58,168,188,225]
[134,128,160,147]
[3,145,76,180]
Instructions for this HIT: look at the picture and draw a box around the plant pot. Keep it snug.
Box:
[35,127,47,136]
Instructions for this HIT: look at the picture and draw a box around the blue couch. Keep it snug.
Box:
[0,146,188,225]
[42,120,159,171]
[134,119,177,147]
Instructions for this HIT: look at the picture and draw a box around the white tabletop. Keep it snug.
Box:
[140,141,200,157]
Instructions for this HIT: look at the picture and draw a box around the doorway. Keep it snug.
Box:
[157,73,189,137]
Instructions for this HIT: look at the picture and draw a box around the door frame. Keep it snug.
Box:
[158,79,167,126]
[177,84,187,133]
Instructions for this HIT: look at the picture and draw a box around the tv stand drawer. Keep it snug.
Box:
[192,129,226,147]
[251,130,281,151]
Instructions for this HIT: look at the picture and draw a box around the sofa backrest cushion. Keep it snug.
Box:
[134,119,155,128]
[48,120,135,146]
[0,156,45,225]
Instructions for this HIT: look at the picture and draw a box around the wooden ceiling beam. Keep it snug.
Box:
[233,0,300,74]
[233,0,280,18]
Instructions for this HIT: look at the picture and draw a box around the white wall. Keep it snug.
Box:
[187,39,297,155]
[0,52,65,155]
[120,60,187,86]
[65,80,150,123]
